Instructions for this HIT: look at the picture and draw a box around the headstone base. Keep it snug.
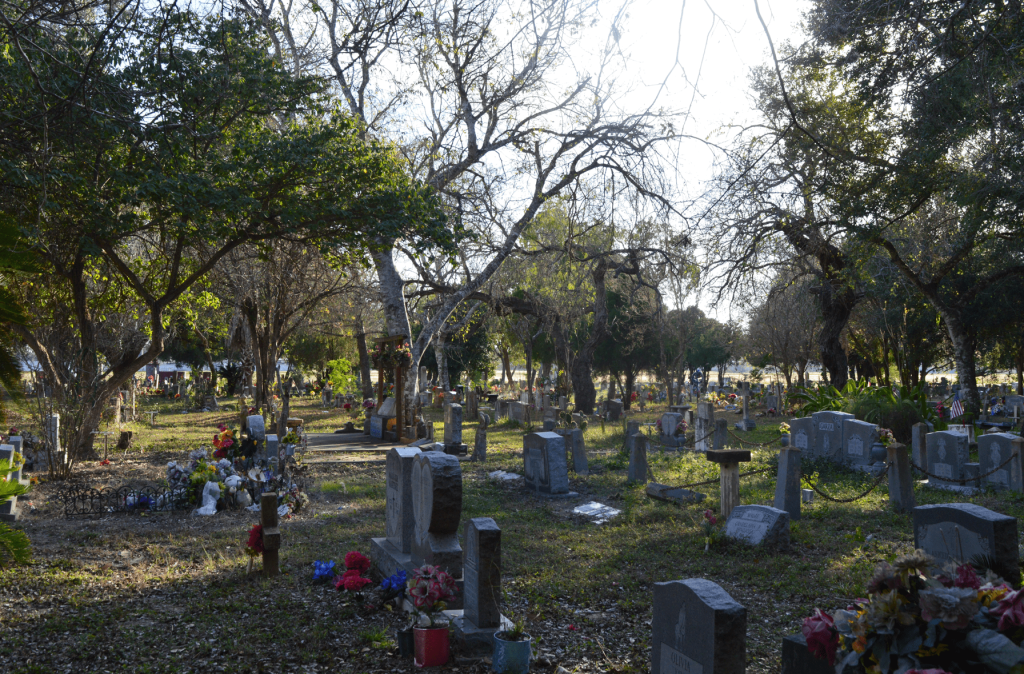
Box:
[0,499,20,522]
[443,443,468,456]
[922,480,979,496]
[446,611,514,654]
[658,434,685,448]
[645,483,705,504]
[529,490,579,500]
[734,419,756,431]
[781,633,833,674]
[370,537,417,580]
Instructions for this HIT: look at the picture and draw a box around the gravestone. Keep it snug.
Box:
[559,395,568,411]
[811,411,853,463]
[724,505,790,549]
[911,423,929,473]
[788,418,814,458]
[542,419,556,431]
[509,401,526,423]
[452,517,503,652]
[260,492,281,577]
[842,419,878,469]
[977,433,1023,492]
[661,413,684,448]
[780,633,834,674]
[473,414,490,462]
[773,448,801,521]
[443,403,468,456]
[265,434,279,466]
[926,430,970,489]
[695,403,715,453]
[495,399,508,419]
[247,414,266,441]
[887,443,916,513]
[628,434,649,484]
[411,451,463,577]
[625,420,642,453]
[465,391,478,419]
[606,399,623,421]
[646,483,706,505]
[713,418,728,450]
[913,503,1019,584]
[735,383,756,431]
[523,432,570,495]
[553,428,588,475]
[652,579,747,674]
[386,447,421,554]
[520,391,530,405]
[44,413,61,462]
[378,396,397,419]
[764,394,778,411]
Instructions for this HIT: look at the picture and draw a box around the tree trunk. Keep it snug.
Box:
[942,310,981,414]
[816,283,856,390]
[623,368,635,410]
[1015,342,1024,395]
[355,319,373,400]
[570,355,597,414]
[434,332,450,390]
[500,347,513,387]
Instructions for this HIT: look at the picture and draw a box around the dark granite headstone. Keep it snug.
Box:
[978,433,1022,492]
[606,399,623,421]
[628,433,649,483]
[724,505,789,549]
[781,633,833,674]
[463,518,501,628]
[652,579,747,674]
[811,411,853,463]
[523,432,569,494]
[411,451,463,577]
[913,503,1019,584]
[773,448,801,521]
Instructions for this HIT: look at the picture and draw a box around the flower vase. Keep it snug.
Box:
[492,631,531,674]
[413,626,449,667]
[780,433,790,447]
[869,442,887,463]
[397,628,415,658]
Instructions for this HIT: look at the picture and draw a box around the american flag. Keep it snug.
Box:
[950,397,964,419]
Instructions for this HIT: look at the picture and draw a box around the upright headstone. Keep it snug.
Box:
[926,430,970,488]
[462,517,501,629]
[509,401,526,423]
[559,395,568,411]
[386,447,421,553]
[724,505,790,549]
[0,444,22,522]
[473,414,490,462]
[248,414,266,441]
[911,423,929,473]
[887,443,916,513]
[913,503,1019,584]
[661,413,683,447]
[978,433,1023,492]
[606,399,623,421]
[788,418,814,458]
[465,391,478,420]
[554,428,588,476]
[495,399,508,419]
[523,432,570,495]
[265,434,279,465]
[695,403,715,453]
[735,383,756,431]
[520,391,530,405]
[44,413,60,461]
[773,448,801,521]
[411,451,463,577]
[811,411,853,463]
[443,403,467,455]
[842,419,878,469]
[713,418,728,450]
[626,420,642,453]
[652,579,747,674]
[260,492,281,577]
[628,434,649,484]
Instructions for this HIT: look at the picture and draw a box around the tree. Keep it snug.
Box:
[0,7,451,467]
[744,277,818,387]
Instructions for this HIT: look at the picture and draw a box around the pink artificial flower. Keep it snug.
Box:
[953,564,981,590]
[991,590,1024,632]
[802,609,838,665]
[703,509,717,526]
[344,551,371,573]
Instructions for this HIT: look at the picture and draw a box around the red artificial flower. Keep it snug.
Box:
[343,574,373,591]
[247,525,264,554]
[345,551,371,573]
[703,509,717,526]
[100,459,111,466]
[953,564,981,590]
[213,447,227,459]
[568,624,577,631]
[992,590,1024,632]
[802,609,838,665]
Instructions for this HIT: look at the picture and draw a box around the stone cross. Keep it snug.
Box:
[260,492,281,577]
[734,382,755,431]
[773,446,801,521]
[706,449,751,520]
[411,451,463,576]
[652,579,747,674]
[628,433,649,484]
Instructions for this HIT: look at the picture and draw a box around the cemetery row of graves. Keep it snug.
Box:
[2,379,1024,673]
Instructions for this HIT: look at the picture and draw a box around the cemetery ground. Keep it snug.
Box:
[2,400,1024,674]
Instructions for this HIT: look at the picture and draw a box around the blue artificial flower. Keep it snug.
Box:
[381,569,407,593]
[312,560,336,581]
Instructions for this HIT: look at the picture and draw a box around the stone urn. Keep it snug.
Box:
[780,433,790,447]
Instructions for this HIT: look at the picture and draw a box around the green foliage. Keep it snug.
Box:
[325,359,356,392]
[0,459,30,566]
[793,381,936,443]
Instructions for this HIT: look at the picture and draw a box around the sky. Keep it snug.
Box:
[611,0,811,322]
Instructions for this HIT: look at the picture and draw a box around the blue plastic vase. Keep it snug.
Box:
[492,632,531,674]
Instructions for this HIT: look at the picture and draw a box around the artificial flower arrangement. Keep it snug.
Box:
[245,524,263,572]
[336,551,374,592]
[700,509,719,552]
[312,560,336,581]
[408,564,459,627]
[779,422,791,436]
[381,569,407,602]
[281,431,300,445]
[877,428,895,447]
[362,398,376,417]
[802,551,1024,674]
[212,424,237,460]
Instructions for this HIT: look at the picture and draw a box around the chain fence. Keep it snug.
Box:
[800,464,891,503]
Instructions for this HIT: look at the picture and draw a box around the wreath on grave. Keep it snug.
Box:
[801,551,1024,674]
